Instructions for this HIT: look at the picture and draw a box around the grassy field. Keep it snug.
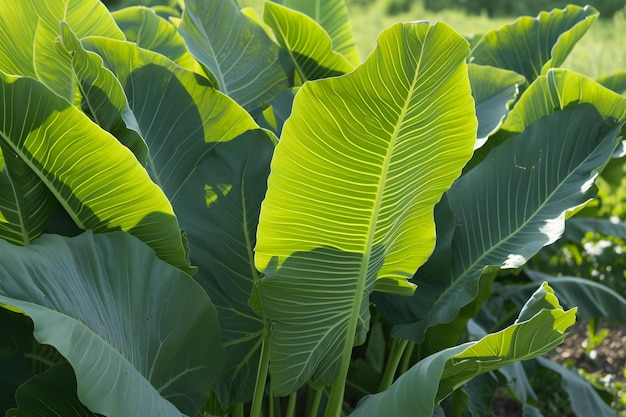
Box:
[238,0,626,80]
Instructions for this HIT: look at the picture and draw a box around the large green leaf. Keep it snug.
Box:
[468,64,525,148]
[179,0,292,111]
[349,283,575,417]
[263,2,354,84]
[112,6,200,74]
[384,85,625,343]
[183,132,275,408]
[79,35,275,407]
[7,363,98,417]
[255,21,476,395]
[272,0,360,66]
[0,231,224,417]
[59,23,148,164]
[470,5,598,84]
[0,72,192,273]
[0,0,124,101]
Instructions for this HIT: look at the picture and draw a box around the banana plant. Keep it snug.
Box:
[0,1,624,417]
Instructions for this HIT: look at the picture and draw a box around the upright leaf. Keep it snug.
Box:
[0,0,124,100]
[0,73,192,273]
[263,2,354,84]
[350,283,575,417]
[255,21,476,395]
[273,0,360,66]
[179,0,292,111]
[471,5,598,84]
[0,232,224,417]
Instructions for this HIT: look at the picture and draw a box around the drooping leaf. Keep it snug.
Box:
[470,5,598,84]
[349,283,575,417]
[0,72,192,273]
[179,0,292,111]
[272,0,360,66]
[58,23,148,164]
[0,0,124,101]
[255,21,477,395]
[263,2,354,84]
[112,6,200,74]
[387,101,624,344]
[0,231,224,417]
[7,362,99,417]
[468,64,525,148]
[597,70,626,96]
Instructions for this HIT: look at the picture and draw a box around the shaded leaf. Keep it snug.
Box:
[179,0,292,111]
[7,362,100,417]
[469,64,524,148]
[81,35,276,407]
[0,231,224,417]
[381,71,626,344]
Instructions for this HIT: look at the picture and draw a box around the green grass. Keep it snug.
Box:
[237,0,626,80]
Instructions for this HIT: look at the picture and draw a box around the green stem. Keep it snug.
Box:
[284,392,297,417]
[378,338,409,392]
[233,403,244,417]
[250,321,271,417]
[398,341,415,375]
[306,386,324,417]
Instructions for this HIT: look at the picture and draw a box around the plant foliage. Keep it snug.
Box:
[0,1,625,417]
